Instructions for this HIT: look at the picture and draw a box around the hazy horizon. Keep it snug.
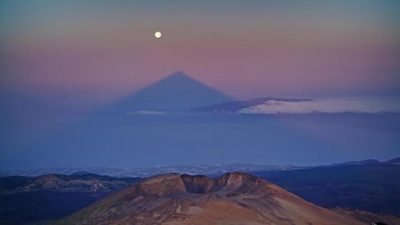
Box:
[1,72,399,170]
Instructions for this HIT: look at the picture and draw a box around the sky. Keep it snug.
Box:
[1,0,400,170]
[1,0,400,103]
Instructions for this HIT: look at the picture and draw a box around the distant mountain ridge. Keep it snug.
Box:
[386,157,400,164]
[2,156,399,178]
[0,173,141,225]
[331,157,400,166]
[103,71,233,112]
[0,173,139,194]
[191,97,310,113]
[4,156,400,178]
[0,164,297,178]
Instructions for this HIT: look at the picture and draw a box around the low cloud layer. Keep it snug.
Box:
[239,97,400,114]
[126,110,165,115]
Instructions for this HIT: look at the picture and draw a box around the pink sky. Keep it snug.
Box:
[1,1,399,105]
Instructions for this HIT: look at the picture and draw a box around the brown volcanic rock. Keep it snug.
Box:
[181,174,214,194]
[55,172,365,225]
[138,173,187,197]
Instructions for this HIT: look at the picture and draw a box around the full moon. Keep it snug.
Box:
[154,31,162,39]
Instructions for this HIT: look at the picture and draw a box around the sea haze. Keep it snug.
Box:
[1,73,399,170]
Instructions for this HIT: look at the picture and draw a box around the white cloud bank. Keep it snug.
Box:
[126,110,165,115]
[238,97,400,114]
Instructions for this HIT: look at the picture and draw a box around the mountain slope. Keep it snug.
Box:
[55,172,363,225]
[105,71,233,112]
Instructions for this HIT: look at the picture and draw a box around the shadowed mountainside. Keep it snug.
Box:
[255,163,400,216]
[333,208,400,225]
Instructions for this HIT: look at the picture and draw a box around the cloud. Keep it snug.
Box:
[238,97,400,114]
[126,110,165,115]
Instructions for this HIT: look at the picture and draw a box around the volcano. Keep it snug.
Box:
[106,71,233,112]
[55,172,363,225]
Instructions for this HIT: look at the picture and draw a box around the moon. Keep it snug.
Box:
[154,31,162,39]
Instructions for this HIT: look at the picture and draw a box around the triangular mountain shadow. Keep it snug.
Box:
[104,71,233,112]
